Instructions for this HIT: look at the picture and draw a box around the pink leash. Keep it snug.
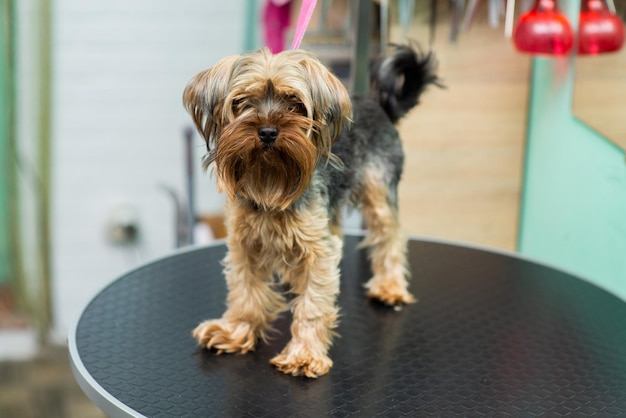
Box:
[291,0,317,50]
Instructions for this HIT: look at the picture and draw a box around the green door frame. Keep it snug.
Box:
[1,0,53,342]
[1,0,15,287]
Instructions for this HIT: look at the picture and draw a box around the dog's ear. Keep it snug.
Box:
[294,52,353,153]
[183,55,240,167]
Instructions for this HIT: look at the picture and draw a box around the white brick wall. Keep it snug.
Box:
[49,0,246,338]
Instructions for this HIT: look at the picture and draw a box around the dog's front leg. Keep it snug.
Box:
[193,237,285,354]
[270,233,342,378]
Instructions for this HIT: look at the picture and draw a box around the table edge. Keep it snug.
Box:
[68,327,147,418]
[65,248,216,417]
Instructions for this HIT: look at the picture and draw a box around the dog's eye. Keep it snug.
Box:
[287,102,307,116]
[232,98,249,114]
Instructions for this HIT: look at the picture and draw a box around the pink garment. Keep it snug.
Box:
[262,0,292,54]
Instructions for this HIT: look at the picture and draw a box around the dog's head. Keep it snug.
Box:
[183,48,352,211]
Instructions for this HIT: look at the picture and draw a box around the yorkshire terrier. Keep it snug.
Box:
[183,44,439,378]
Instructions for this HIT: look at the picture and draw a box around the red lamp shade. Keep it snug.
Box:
[513,0,574,55]
[578,0,625,55]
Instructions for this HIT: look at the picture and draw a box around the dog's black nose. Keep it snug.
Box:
[258,126,279,145]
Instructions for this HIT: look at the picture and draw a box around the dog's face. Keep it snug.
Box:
[183,48,352,211]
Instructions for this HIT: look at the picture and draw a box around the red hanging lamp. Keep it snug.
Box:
[513,0,574,55]
[578,0,625,55]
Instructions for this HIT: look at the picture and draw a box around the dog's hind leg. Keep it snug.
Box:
[359,168,416,306]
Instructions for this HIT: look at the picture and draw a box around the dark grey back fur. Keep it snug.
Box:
[298,44,439,216]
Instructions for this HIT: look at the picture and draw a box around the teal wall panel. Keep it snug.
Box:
[243,0,261,51]
[520,56,626,300]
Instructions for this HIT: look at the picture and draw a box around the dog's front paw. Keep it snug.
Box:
[270,344,332,378]
[193,319,257,354]
[365,276,416,306]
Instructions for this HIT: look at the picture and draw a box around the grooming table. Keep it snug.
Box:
[69,234,626,417]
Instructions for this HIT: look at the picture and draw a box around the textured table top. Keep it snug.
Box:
[69,234,626,417]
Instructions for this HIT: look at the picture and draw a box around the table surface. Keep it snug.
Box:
[69,234,626,417]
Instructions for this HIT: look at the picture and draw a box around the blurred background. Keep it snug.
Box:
[1,0,625,416]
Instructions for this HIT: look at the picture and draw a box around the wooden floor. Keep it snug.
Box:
[391,11,530,251]
[0,346,106,418]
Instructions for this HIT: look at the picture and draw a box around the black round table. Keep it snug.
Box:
[69,234,626,417]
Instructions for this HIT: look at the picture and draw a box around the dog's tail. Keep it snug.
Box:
[369,43,442,125]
